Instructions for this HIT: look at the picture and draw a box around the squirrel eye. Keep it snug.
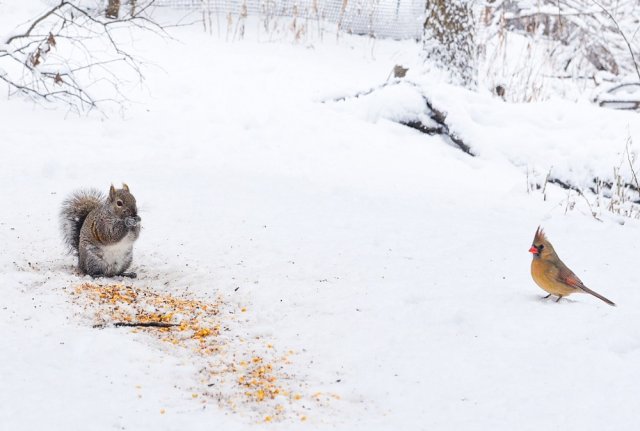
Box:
[116,200,123,207]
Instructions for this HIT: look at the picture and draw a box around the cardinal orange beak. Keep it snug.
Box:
[529,246,539,254]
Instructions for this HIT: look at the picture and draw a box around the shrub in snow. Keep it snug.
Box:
[479,0,640,103]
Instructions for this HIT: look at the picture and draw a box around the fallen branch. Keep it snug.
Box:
[598,100,640,110]
[326,80,399,103]
[548,175,640,203]
[548,177,581,192]
[400,120,446,136]
[328,80,474,156]
[401,96,474,156]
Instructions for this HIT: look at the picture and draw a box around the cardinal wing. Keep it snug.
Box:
[555,266,586,291]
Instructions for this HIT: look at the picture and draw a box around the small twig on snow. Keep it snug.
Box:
[93,321,179,329]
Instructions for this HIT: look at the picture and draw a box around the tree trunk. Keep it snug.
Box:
[106,0,121,19]
[423,0,477,87]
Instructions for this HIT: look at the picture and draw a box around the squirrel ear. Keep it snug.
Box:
[109,184,116,202]
[122,183,130,192]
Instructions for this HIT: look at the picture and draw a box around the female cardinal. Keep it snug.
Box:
[529,227,615,306]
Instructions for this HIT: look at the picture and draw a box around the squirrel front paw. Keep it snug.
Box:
[125,215,141,227]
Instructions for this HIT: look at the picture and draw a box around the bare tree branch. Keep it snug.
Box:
[0,0,167,113]
[6,1,67,44]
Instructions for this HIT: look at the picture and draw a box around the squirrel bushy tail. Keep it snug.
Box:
[60,188,105,254]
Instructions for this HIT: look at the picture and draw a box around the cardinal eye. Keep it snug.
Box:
[116,200,123,207]
[537,244,544,251]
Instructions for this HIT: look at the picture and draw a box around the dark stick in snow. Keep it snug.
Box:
[93,321,179,329]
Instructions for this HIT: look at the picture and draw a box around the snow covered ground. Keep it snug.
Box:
[2,2,640,430]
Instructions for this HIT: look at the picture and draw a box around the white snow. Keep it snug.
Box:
[2,2,640,431]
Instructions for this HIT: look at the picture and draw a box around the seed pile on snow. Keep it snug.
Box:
[71,282,337,423]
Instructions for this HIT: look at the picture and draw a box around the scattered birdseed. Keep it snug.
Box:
[70,282,338,423]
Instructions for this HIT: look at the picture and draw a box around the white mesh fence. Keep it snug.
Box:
[164,0,423,39]
[42,0,425,39]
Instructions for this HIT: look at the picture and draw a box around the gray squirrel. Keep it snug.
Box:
[60,184,141,278]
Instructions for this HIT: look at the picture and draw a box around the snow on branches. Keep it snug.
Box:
[0,1,166,114]
[479,0,640,104]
